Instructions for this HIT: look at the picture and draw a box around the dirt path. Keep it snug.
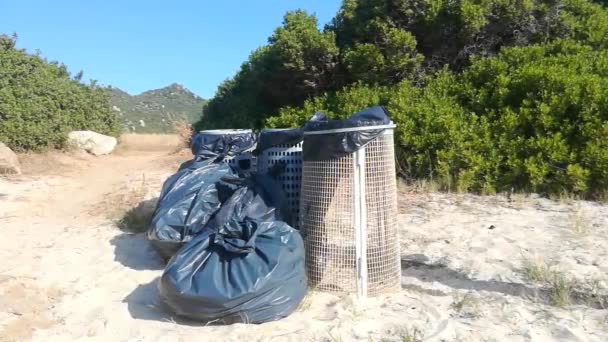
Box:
[0,148,185,342]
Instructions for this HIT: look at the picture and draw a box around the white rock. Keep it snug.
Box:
[67,131,117,156]
[139,120,146,127]
[0,142,21,174]
[112,105,121,112]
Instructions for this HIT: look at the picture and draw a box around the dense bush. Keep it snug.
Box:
[196,0,608,131]
[269,40,608,197]
[196,0,608,197]
[0,35,119,151]
[332,0,608,73]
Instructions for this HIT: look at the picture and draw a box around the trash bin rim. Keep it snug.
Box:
[260,128,294,132]
[302,123,396,136]
[198,129,254,135]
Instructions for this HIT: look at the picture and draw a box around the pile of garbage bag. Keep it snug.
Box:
[146,106,391,324]
[159,172,306,324]
[147,130,256,260]
[147,131,307,324]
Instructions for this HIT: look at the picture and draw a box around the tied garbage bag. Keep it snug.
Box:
[148,131,256,261]
[158,173,307,324]
[159,220,306,324]
[209,169,292,231]
[147,157,233,260]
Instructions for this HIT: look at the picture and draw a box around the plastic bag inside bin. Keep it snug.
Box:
[147,133,256,261]
[159,172,307,324]
[302,105,391,161]
[255,128,303,153]
[191,130,257,158]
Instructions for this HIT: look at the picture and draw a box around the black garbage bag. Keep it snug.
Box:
[158,173,307,324]
[147,158,233,260]
[209,169,292,230]
[255,128,303,154]
[191,130,257,158]
[148,131,256,260]
[302,105,392,161]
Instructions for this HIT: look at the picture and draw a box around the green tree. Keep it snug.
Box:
[196,10,338,130]
[268,40,608,197]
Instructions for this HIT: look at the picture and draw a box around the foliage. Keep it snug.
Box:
[341,19,423,85]
[0,34,119,151]
[194,0,608,197]
[332,0,608,71]
[269,40,608,196]
[106,84,206,133]
[196,0,608,133]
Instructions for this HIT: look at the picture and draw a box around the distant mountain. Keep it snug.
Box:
[105,83,206,133]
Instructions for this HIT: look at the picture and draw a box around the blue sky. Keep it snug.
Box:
[0,0,341,98]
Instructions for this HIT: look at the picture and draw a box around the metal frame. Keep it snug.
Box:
[301,125,400,299]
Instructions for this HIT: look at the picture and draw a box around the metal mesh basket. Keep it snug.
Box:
[300,127,401,297]
[198,129,256,172]
[257,129,303,229]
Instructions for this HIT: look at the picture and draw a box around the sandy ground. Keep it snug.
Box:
[1,140,607,342]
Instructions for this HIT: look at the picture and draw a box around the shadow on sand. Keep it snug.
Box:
[400,254,607,309]
[110,233,164,271]
[123,278,208,326]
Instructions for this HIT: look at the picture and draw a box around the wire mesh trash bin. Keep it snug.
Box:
[300,106,401,298]
[257,128,304,229]
[194,129,257,172]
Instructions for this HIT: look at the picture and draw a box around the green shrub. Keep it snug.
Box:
[0,35,119,151]
[268,40,608,197]
[196,0,608,134]
[456,40,608,195]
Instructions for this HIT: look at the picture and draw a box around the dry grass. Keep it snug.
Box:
[549,191,581,205]
[549,272,574,307]
[117,134,182,152]
[91,174,155,232]
[117,197,157,233]
[522,255,552,283]
[569,207,591,235]
[397,178,441,193]
[521,255,575,307]
[378,326,424,342]
[171,119,193,148]
[17,150,92,176]
[451,292,481,318]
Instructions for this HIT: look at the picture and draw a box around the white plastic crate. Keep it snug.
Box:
[300,125,401,298]
[257,129,303,229]
[198,129,256,172]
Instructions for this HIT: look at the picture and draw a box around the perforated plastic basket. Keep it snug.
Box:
[257,129,303,229]
[300,125,401,297]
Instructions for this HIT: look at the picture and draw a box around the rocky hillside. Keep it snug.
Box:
[106,84,206,133]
